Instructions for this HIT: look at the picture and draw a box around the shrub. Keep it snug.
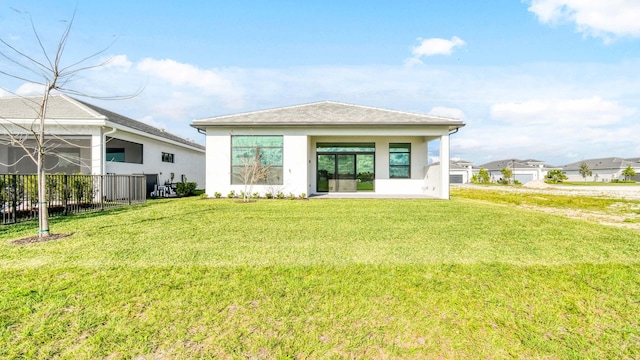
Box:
[545,169,568,183]
[252,192,260,199]
[227,190,236,198]
[176,182,197,197]
[299,193,306,199]
[288,192,296,200]
[199,193,208,199]
[214,192,222,198]
[265,192,273,199]
[611,179,636,183]
[276,192,285,199]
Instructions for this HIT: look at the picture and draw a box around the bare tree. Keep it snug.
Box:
[235,147,271,202]
[0,9,139,237]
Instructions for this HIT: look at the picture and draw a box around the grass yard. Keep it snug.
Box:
[1,192,640,358]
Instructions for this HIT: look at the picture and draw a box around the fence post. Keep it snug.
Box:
[100,175,105,211]
[11,174,17,224]
[128,176,132,205]
[63,175,68,215]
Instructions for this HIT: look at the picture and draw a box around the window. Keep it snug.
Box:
[106,137,143,164]
[389,143,410,178]
[231,135,283,185]
[162,152,174,163]
[106,148,125,162]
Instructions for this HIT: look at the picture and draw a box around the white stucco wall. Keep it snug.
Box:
[104,129,206,188]
[423,164,442,197]
[203,126,452,198]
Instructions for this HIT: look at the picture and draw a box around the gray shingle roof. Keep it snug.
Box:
[0,94,204,150]
[561,157,640,171]
[0,94,104,119]
[192,101,465,129]
[478,159,547,171]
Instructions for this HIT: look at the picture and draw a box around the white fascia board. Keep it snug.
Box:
[105,121,205,153]
[0,118,107,127]
[204,125,452,137]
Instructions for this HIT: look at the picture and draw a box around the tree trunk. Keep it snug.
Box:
[37,87,51,238]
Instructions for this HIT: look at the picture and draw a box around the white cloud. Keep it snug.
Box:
[413,36,466,57]
[136,58,243,108]
[490,97,636,126]
[405,36,466,65]
[15,83,45,96]
[138,58,229,92]
[428,106,465,119]
[527,0,640,40]
[7,53,638,166]
[102,54,132,71]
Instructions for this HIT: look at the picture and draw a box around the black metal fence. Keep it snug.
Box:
[1,174,146,225]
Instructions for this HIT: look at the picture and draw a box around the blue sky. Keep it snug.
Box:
[1,0,640,166]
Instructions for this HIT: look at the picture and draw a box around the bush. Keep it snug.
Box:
[176,182,197,197]
[611,179,636,183]
[265,193,273,199]
[299,193,306,199]
[276,192,285,199]
[214,192,222,198]
[227,190,236,198]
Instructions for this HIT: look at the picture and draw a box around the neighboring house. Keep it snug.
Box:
[449,159,474,184]
[477,158,548,183]
[0,94,205,194]
[561,157,640,182]
[191,101,465,199]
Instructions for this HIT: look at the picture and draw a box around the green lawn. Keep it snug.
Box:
[1,194,640,358]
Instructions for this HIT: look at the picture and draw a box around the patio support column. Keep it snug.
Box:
[440,134,450,199]
[91,132,103,175]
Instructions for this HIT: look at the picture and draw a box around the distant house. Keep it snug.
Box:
[561,157,640,182]
[434,159,475,184]
[0,95,205,194]
[476,159,548,184]
[192,101,465,199]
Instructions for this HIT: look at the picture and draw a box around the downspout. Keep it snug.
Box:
[445,127,460,199]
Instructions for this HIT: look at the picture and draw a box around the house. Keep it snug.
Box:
[476,158,548,184]
[561,157,640,182]
[449,159,474,184]
[0,94,205,194]
[191,101,465,199]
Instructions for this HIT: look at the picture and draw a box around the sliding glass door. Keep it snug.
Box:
[316,143,375,192]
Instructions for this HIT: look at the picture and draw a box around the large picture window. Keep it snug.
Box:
[389,143,410,178]
[106,137,143,164]
[231,135,283,185]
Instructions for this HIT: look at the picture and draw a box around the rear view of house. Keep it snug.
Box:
[192,101,464,199]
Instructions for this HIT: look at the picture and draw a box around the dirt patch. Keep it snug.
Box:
[9,233,74,245]
[520,205,640,230]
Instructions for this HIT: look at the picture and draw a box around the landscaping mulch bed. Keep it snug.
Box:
[9,233,73,245]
